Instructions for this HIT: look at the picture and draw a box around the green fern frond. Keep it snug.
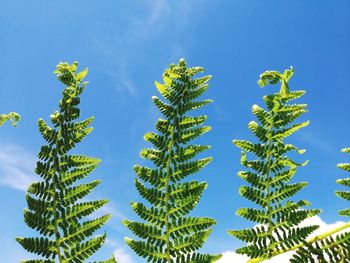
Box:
[0,112,20,127]
[124,58,221,262]
[17,62,115,262]
[97,255,118,263]
[292,147,350,261]
[337,148,350,216]
[246,147,350,262]
[291,231,350,263]
[229,67,320,261]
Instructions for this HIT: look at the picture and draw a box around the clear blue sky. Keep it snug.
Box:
[0,1,349,262]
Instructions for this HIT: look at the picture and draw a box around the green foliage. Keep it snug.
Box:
[124,58,221,263]
[229,67,320,261]
[291,148,350,262]
[337,147,350,217]
[291,233,350,263]
[0,112,20,127]
[16,62,116,263]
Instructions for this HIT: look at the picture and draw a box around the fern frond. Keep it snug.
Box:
[0,112,20,127]
[98,255,118,263]
[17,62,114,262]
[246,150,350,262]
[229,67,320,261]
[292,147,350,260]
[337,148,350,216]
[289,221,350,263]
[125,58,221,262]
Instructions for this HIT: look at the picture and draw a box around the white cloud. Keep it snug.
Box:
[297,131,331,153]
[89,0,204,96]
[219,249,296,263]
[104,238,134,263]
[105,238,118,247]
[86,198,127,233]
[218,215,347,263]
[219,250,295,263]
[0,141,127,229]
[0,143,37,191]
[96,200,126,221]
[299,214,345,237]
[113,247,134,263]
[219,251,249,262]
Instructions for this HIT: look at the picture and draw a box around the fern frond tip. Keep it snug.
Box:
[178,57,186,67]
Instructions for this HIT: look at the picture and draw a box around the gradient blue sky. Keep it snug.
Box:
[0,1,349,262]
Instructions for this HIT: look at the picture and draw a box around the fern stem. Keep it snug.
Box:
[265,118,275,248]
[52,120,64,263]
[306,221,350,249]
[164,125,175,263]
[53,108,66,262]
[53,155,64,263]
[54,200,64,263]
[163,72,189,263]
[247,222,350,263]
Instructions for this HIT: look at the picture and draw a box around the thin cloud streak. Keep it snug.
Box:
[86,197,127,233]
[297,130,331,153]
[95,200,126,221]
[113,247,134,263]
[89,0,202,96]
[0,143,37,191]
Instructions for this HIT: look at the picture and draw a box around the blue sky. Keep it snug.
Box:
[0,1,349,262]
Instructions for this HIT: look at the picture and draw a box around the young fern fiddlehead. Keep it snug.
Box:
[0,112,20,127]
[123,59,221,263]
[291,148,350,262]
[229,67,321,262]
[16,62,116,263]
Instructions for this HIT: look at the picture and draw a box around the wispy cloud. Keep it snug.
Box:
[86,198,127,233]
[105,238,118,248]
[104,237,135,263]
[90,0,204,96]
[113,247,134,263]
[93,199,126,221]
[0,141,127,229]
[297,130,331,153]
[0,142,37,191]
[218,215,346,262]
